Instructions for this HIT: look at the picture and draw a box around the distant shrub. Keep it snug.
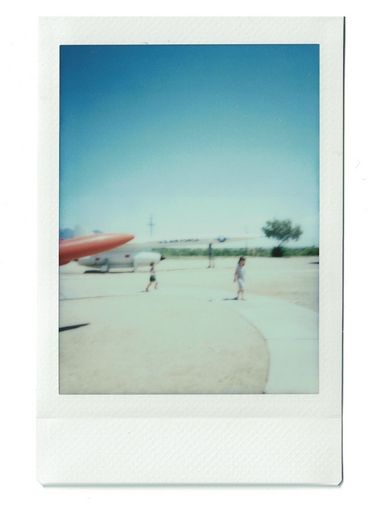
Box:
[153,246,319,258]
[271,246,284,257]
[283,246,319,256]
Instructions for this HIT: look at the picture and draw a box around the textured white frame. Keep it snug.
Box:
[38,17,344,485]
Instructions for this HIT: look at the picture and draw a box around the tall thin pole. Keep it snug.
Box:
[148,215,155,237]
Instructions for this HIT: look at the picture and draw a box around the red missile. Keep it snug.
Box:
[59,233,134,265]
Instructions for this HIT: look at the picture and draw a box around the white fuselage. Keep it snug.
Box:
[78,244,162,271]
[77,234,258,272]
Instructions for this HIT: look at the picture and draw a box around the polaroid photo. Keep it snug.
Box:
[38,17,344,485]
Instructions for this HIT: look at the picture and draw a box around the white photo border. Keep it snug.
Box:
[38,17,343,485]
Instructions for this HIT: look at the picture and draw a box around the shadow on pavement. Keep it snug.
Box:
[59,323,90,332]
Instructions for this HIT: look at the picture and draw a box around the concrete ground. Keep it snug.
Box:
[59,256,319,394]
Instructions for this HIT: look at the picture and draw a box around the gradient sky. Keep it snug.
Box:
[60,44,319,246]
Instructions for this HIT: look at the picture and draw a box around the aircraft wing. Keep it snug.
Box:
[129,235,260,250]
[59,233,134,265]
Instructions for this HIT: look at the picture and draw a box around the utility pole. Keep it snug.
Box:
[148,215,155,237]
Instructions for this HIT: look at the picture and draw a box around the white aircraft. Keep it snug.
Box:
[77,235,256,272]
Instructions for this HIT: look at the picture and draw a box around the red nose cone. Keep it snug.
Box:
[59,233,134,265]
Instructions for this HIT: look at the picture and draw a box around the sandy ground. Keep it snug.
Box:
[59,256,318,394]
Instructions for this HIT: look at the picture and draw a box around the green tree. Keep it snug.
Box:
[262,219,302,257]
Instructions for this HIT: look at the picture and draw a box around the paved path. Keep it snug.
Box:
[60,274,318,394]
[231,295,318,393]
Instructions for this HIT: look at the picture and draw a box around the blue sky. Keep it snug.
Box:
[60,44,319,246]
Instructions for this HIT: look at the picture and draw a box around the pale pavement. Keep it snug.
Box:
[59,256,318,394]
